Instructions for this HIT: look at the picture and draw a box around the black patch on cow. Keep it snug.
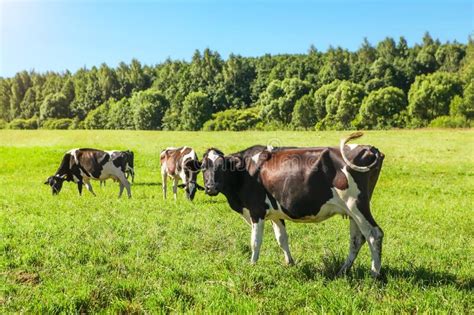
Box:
[112,155,126,172]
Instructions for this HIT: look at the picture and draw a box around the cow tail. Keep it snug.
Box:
[340,132,379,173]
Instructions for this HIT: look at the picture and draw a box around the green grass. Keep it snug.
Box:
[1,129,473,313]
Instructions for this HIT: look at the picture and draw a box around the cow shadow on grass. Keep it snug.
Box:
[295,257,473,291]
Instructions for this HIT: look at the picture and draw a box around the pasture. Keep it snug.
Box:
[1,129,473,313]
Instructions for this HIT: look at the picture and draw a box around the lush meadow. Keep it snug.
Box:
[1,129,473,313]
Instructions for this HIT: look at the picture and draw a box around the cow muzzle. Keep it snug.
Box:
[204,185,219,196]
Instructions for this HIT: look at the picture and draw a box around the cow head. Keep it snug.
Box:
[201,148,243,196]
[44,175,66,195]
[178,159,204,200]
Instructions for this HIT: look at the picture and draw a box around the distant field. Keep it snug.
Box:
[1,129,473,313]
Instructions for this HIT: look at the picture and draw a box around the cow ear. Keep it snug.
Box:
[184,159,201,172]
[196,183,205,191]
[44,179,50,185]
[177,184,186,189]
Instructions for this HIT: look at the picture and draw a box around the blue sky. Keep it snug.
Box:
[1,0,472,77]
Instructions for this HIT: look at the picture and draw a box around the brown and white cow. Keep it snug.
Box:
[200,132,385,277]
[45,148,132,198]
[160,146,203,200]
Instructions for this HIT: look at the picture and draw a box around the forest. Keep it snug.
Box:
[0,33,472,130]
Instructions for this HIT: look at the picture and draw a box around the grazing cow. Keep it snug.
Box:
[160,146,203,200]
[201,132,385,277]
[45,148,132,198]
[100,150,135,186]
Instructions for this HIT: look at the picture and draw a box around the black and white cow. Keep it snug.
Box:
[160,146,203,200]
[200,132,385,277]
[100,150,135,186]
[45,148,132,198]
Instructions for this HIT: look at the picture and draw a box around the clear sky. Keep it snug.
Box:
[1,0,472,77]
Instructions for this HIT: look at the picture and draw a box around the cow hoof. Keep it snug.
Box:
[286,258,295,266]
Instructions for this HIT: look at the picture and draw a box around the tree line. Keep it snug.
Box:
[0,33,472,131]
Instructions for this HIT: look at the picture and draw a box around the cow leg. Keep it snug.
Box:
[119,182,124,198]
[348,203,384,277]
[250,218,265,264]
[338,218,365,276]
[124,180,131,198]
[172,177,179,200]
[77,182,83,195]
[271,219,294,265]
[117,175,131,198]
[84,181,96,196]
[162,172,167,199]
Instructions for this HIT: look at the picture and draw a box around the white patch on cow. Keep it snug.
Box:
[333,167,369,233]
[267,145,274,151]
[67,148,79,164]
[264,194,346,223]
[179,149,196,183]
[250,219,264,264]
[264,195,291,221]
[188,182,196,194]
[271,219,294,264]
[207,150,220,162]
[335,166,383,276]
[347,143,359,151]
[251,152,261,164]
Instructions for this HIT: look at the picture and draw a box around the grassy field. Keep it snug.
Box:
[1,129,473,313]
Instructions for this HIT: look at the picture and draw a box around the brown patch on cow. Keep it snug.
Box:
[161,147,194,175]
[14,271,41,285]
[333,171,348,190]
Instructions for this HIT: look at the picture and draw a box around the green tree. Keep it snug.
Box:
[415,32,440,74]
[129,59,150,93]
[222,54,256,108]
[98,63,120,100]
[203,107,261,131]
[181,91,212,130]
[0,79,11,120]
[454,81,474,119]
[318,81,365,130]
[313,80,341,122]
[351,38,376,85]
[435,43,466,73]
[260,78,311,124]
[10,71,33,119]
[71,68,103,119]
[319,47,351,84]
[291,94,316,129]
[108,98,135,129]
[408,72,462,124]
[20,87,39,119]
[356,87,407,129]
[39,93,69,121]
[84,103,110,129]
[131,89,169,130]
